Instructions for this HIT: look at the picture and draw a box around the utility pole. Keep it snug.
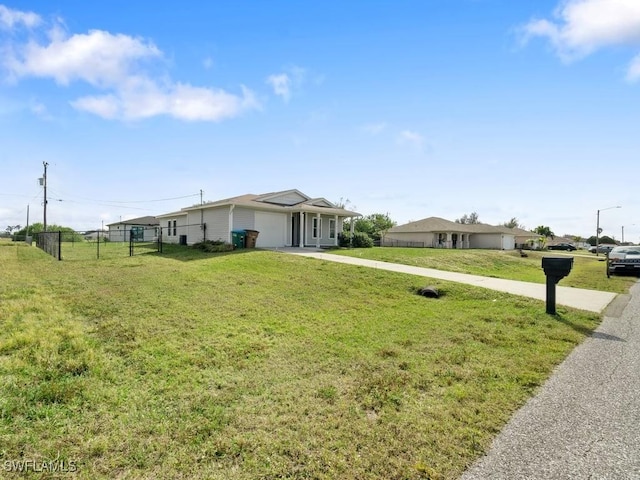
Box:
[26,204,30,242]
[42,161,49,231]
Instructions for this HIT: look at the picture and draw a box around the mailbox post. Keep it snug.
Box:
[541,257,574,314]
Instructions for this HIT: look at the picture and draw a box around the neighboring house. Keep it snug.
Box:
[82,230,107,241]
[156,189,360,248]
[107,216,159,242]
[512,227,545,250]
[546,235,576,248]
[383,216,516,250]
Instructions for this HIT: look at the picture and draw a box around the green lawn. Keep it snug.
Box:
[0,241,611,479]
[329,247,635,293]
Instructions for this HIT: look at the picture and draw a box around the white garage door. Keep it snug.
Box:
[254,211,287,247]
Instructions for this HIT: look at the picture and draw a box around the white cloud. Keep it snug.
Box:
[72,81,259,122]
[626,53,640,82]
[266,65,308,102]
[266,73,292,102]
[0,5,41,29]
[7,29,162,87]
[397,130,424,148]
[521,0,640,80]
[1,8,260,121]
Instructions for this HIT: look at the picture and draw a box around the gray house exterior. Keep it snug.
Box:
[107,216,159,242]
[156,189,360,248]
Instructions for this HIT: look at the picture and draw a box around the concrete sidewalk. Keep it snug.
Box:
[282,250,617,313]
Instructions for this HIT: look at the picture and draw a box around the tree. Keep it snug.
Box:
[533,225,555,239]
[344,213,396,242]
[455,212,479,224]
[502,217,524,229]
[586,235,615,246]
[334,197,356,210]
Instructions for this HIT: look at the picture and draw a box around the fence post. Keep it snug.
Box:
[129,229,133,256]
[57,231,62,260]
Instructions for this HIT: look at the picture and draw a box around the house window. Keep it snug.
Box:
[172,220,177,236]
[167,221,171,237]
[329,219,336,239]
[312,217,321,239]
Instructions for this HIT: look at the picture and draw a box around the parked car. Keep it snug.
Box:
[548,243,577,251]
[608,245,640,276]
[588,244,616,254]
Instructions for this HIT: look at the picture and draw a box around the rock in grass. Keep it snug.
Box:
[418,286,439,298]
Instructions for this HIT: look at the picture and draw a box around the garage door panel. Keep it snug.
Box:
[255,212,287,247]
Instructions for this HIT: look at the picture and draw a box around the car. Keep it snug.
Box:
[588,244,616,254]
[548,243,577,251]
[607,245,640,276]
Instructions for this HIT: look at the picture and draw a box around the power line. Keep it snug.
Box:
[45,190,201,205]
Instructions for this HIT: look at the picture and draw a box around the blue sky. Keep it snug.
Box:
[1,0,639,241]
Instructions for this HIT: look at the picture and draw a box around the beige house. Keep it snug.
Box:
[383,217,518,250]
[512,227,545,250]
[156,189,360,248]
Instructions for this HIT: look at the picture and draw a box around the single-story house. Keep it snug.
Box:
[107,216,159,242]
[512,227,545,250]
[382,216,517,250]
[156,189,361,248]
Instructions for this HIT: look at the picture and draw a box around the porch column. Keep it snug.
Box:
[300,212,305,248]
[316,213,321,249]
[334,215,338,246]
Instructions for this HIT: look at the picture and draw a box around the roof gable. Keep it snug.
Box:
[304,197,336,208]
[254,189,310,206]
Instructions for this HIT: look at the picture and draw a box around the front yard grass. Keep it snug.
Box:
[330,247,636,293]
[0,242,606,479]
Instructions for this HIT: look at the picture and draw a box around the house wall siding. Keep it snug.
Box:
[231,207,255,231]
[470,233,515,250]
[201,208,230,243]
[383,232,435,247]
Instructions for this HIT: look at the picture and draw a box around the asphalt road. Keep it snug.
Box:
[461,281,640,479]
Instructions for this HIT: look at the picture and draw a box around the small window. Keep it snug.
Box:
[167,221,171,237]
[312,217,322,239]
[329,219,336,239]
[172,220,177,236]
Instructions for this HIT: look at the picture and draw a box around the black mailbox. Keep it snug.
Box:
[541,256,574,314]
[542,257,573,281]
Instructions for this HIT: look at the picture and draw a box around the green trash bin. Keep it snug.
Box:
[231,230,246,249]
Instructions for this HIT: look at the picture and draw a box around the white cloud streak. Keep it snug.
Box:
[397,130,424,149]
[0,4,40,29]
[521,0,640,81]
[266,66,307,102]
[266,73,292,102]
[0,5,259,121]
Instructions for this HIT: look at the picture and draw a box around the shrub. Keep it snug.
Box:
[337,232,374,248]
[191,240,234,252]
